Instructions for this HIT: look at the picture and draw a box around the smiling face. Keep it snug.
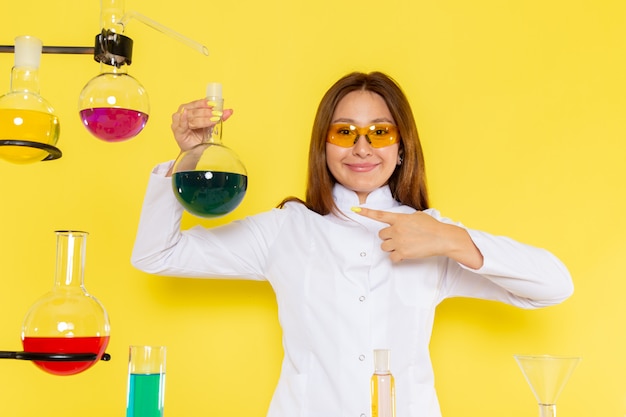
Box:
[325,90,401,204]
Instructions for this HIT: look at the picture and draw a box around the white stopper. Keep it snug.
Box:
[14,35,43,69]
[206,82,222,99]
[373,349,391,373]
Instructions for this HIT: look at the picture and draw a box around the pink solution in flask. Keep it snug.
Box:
[80,107,149,142]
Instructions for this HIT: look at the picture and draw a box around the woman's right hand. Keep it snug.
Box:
[170,98,234,152]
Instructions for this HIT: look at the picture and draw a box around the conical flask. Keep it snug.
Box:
[514,354,581,417]
[0,35,61,163]
[171,83,247,218]
[21,230,111,376]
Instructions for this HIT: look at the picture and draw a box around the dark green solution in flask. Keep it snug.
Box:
[171,83,247,218]
[173,170,247,217]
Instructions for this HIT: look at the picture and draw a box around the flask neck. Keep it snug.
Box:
[53,231,88,291]
[100,0,126,33]
[10,66,40,94]
[100,62,128,75]
[204,96,224,145]
[373,349,391,374]
[206,119,223,145]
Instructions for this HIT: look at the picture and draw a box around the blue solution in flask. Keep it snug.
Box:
[171,83,247,218]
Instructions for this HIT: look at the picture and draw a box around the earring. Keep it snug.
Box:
[397,156,403,166]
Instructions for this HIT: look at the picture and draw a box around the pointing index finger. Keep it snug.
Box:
[351,206,398,225]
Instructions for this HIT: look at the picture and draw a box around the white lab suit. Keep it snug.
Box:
[131,162,573,417]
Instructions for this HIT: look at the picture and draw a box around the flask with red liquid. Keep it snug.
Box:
[21,230,111,376]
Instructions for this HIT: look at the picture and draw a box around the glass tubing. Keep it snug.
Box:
[0,2,208,56]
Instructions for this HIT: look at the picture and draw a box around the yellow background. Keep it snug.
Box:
[0,0,624,416]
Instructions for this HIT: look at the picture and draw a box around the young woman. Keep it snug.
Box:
[132,71,573,417]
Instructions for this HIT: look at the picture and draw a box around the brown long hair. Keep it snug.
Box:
[279,71,429,215]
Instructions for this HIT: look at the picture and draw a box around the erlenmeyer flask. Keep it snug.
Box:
[21,230,111,376]
[514,354,581,417]
[171,83,247,218]
[0,35,61,163]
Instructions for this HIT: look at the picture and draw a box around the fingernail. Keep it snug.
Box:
[351,206,362,213]
[207,100,217,107]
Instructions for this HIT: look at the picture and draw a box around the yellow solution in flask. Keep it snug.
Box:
[0,108,60,164]
[0,36,61,164]
[371,349,396,417]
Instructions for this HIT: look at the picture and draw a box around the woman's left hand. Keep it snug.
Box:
[353,207,484,269]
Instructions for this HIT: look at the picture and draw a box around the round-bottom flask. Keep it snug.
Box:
[78,31,149,142]
[78,68,149,142]
[0,36,61,164]
[172,143,247,217]
[21,230,110,376]
[171,83,247,218]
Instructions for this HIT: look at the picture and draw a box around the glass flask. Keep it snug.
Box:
[371,349,396,417]
[79,0,212,142]
[78,33,149,142]
[78,0,149,142]
[171,83,248,218]
[21,230,111,376]
[0,35,61,164]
